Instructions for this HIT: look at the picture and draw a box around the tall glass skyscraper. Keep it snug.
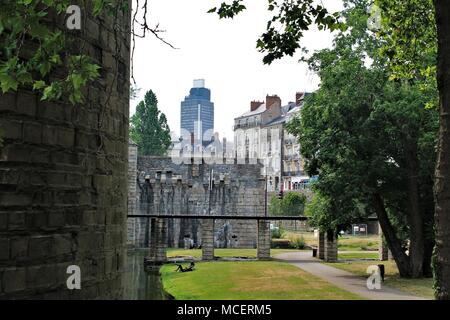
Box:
[180,79,214,143]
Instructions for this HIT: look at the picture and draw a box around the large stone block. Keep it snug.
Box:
[23,122,42,144]
[2,268,26,293]
[0,119,22,140]
[0,238,9,260]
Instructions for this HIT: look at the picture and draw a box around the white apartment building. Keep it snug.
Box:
[233,93,312,192]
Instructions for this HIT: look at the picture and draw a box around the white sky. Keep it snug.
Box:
[130,0,344,140]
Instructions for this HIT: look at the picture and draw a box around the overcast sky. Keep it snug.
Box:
[130,0,344,140]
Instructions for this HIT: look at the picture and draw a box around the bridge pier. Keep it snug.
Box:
[257,220,271,260]
[324,230,338,262]
[202,219,215,260]
[147,218,167,265]
[318,231,325,260]
[378,223,389,261]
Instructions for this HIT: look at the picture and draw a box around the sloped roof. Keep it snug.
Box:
[264,103,301,127]
[235,103,267,119]
[234,92,311,121]
[129,138,138,146]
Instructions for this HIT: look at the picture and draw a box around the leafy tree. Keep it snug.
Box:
[375,0,449,300]
[304,192,332,229]
[0,1,112,104]
[269,192,306,216]
[269,196,282,216]
[433,0,450,301]
[0,1,169,104]
[130,90,171,156]
[209,0,345,64]
[281,192,307,216]
[211,0,449,298]
[286,0,438,278]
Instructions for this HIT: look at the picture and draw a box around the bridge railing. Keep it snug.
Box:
[126,214,379,221]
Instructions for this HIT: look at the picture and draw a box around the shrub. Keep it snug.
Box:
[271,228,285,239]
[289,236,306,249]
[269,196,282,215]
[282,192,307,216]
[271,239,291,249]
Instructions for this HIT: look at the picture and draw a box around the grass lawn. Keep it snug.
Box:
[283,231,379,251]
[338,251,379,260]
[283,231,317,245]
[167,248,301,259]
[161,261,362,300]
[337,236,379,251]
[324,260,434,299]
[168,248,379,260]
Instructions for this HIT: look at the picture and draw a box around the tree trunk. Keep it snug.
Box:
[372,193,412,277]
[423,237,435,277]
[405,143,425,278]
[434,0,450,300]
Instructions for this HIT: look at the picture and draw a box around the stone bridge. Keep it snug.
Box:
[127,142,389,264]
[127,142,272,262]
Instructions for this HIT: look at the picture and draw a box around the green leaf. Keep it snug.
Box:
[0,73,18,93]
[33,80,46,90]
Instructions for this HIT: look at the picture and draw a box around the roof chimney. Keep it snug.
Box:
[250,100,264,112]
[266,95,281,110]
[296,92,304,106]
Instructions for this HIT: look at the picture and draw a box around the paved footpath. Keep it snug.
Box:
[275,251,427,300]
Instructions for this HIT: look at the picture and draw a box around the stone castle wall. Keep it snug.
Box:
[0,2,131,299]
[127,156,266,249]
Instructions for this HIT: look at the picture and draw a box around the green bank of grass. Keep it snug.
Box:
[338,251,379,260]
[168,248,378,260]
[283,231,379,251]
[283,231,316,246]
[324,260,434,299]
[161,261,362,300]
[167,248,302,259]
[337,236,379,251]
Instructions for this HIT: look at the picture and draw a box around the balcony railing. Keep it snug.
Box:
[283,154,300,161]
[282,171,304,177]
[233,122,260,130]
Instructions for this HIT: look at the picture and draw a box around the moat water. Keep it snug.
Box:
[124,250,169,300]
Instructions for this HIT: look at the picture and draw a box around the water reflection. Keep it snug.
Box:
[124,249,168,300]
